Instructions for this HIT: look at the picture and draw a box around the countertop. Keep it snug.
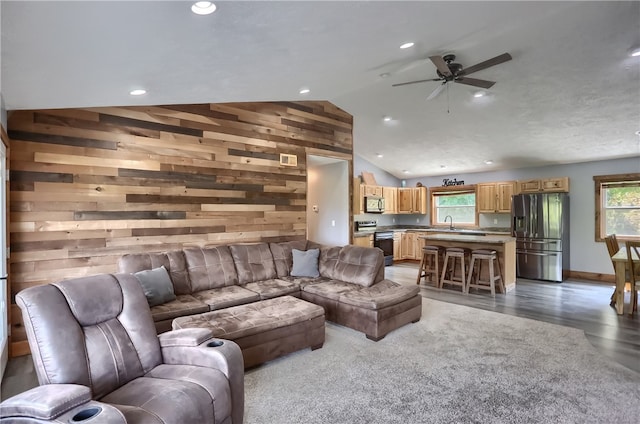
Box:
[419,233,516,243]
[354,226,511,238]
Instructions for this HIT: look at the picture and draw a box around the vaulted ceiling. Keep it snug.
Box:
[2,1,639,178]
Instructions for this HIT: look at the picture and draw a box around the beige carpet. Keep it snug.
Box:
[244,298,640,423]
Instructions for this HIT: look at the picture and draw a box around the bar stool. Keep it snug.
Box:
[439,247,470,292]
[416,245,444,286]
[466,249,505,295]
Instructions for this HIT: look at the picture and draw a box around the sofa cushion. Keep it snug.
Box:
[269,240,308,278]
[332,245,385,287]
[118,251,191,295]
[301,280,359,301]
[339,279,420,310]
[172,296,324,340]
[192,286,260,310]
[183,246,238,292]
[134,266,177,307]
[291,248,320,278]
[243,278,301,300]
[149,294,209,323]
[229,243,277,284]
[318,246,342,280]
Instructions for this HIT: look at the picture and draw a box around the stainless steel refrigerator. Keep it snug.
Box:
[511,193,569,282]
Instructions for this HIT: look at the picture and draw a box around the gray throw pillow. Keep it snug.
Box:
[291,248,320,278]
[134,266,177,307]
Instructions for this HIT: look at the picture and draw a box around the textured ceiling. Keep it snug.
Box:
[2,1,639,178]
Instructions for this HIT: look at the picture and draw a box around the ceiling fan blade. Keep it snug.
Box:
[392,78,441,87]
[427,82,447,100]
[459,53,512,76]
[429,55,452,77]
[455,77,495,89]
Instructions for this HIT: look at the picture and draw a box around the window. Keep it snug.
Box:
[594,173,640,241]
[430,187,477,226]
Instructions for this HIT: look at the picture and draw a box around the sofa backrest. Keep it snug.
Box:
[15,273,162,399]
[117,251,192,295]
[229,243,278,284]
[183,246,239,291]
[269,240,308,278]
[325,245,385,287]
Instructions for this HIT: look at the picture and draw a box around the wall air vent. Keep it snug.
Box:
[280,153,298,167]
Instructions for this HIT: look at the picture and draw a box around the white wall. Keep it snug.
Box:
[308,159,349,246]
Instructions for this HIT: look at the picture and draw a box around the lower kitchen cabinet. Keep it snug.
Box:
[401,232,417,259]
[393,232,401,260]
[353,234,373,248]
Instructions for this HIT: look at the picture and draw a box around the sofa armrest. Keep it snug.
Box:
[0,384,126,423]
[159,331,244,424]
[158,327,213,347]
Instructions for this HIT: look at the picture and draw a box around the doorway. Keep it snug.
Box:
[307,155,349,246]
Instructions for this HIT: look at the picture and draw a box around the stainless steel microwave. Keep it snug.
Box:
[365,197,385,213]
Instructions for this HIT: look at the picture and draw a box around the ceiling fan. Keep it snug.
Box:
[392,52,512,100]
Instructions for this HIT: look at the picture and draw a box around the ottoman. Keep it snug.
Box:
[173,295,325,368]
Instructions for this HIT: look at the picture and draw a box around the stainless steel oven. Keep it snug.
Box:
[374,231,394,266]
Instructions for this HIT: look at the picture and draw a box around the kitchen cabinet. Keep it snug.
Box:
[362,185,383,197]
[383,187,398,214]
[517,177,569,193]
[397,187,427,214]
[415,231,428,252]
[541,177,569,192]
[353,234,373,248]
[477,181,516,213]
[401,232,417,259]
[393,232,401,260]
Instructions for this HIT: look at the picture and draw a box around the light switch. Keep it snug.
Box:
[331,220,336,227]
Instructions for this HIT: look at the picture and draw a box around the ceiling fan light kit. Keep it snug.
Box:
[392,52,512,100]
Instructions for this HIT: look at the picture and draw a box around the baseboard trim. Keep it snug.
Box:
[10,340,30,357]
[566,270,614,284]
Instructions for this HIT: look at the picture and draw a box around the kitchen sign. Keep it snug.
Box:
[442,178,465,186]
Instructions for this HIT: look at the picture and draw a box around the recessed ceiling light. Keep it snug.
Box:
[376,153,383,158]
[383,116,392,122]
[299,88,310,94]
[484,160,494,165]
[129,89,146,96]
[474,91,485,98]
[400,42,415,49]
[402,170,410,174]
[635,130,640,136]
[440,165,447,169]
[191,1,217,15]
[380,73,390,78]
[629,47,640,57]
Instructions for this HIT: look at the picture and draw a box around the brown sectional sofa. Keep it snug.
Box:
[118,240,422,356]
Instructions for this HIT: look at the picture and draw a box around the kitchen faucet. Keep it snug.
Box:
[444,215,454,230]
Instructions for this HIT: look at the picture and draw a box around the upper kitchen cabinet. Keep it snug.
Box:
[398,187,427,214]
[517,177,569,193]
[383,186,398,214]
[362,185,383,197]
[477,181,516,213]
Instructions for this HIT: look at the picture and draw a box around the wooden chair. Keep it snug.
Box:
[604,234,621,306]
[625,240,640,316]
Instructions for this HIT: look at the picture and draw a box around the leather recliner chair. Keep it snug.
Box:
[0,273,244,423]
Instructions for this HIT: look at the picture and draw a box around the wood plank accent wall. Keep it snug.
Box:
[7,101,353,356]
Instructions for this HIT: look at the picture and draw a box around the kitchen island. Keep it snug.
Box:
[419,233,517,292]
